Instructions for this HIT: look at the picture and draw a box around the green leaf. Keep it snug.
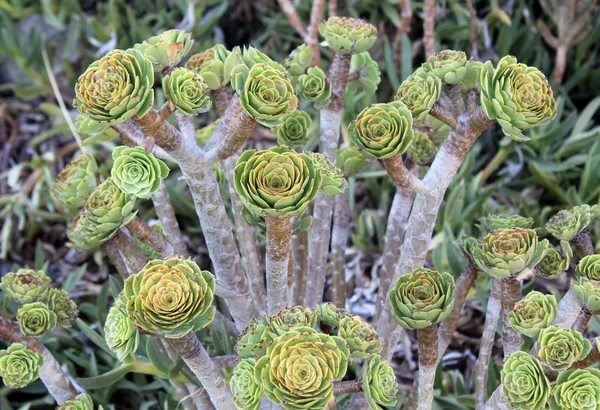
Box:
[108,274,124,299]
[75,318,116,358]
[572,96,600,136]
[62,263,87,292]
[76,363,134,389]
[146,337,173,375]
[383,35,400,90]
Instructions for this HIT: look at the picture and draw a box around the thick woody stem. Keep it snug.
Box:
[266,216,293,315]
[401,0,413,33]
[152,182,188,256]
[423,0,436,58]
[381,155,427,193]
[437,264,478,358]
[307,0,325,66]
[553,45,567,92]
[305,52,352,307]
[429,104,458,129]
[0,317,78,404]
[416,324,438,410]
[158,101,175,121]
[102,241,129,280]
[114,122,171,161]
[126,216,175,258]
[333,379,362,395]
[476,278,502,410]
[292,230,309,305]
[111,228,148,273]
[466,0,479,59]
[467,90,479,113]
[448,84,466,115]
[554,290,587,329]
[501,277,522,356]
[176,112,196,142]
[168,333,235,410]
[213,86,233,116]
[484,388,513,410]
[573,336,600,369]
[437,92,454,114]
[572,308,592,333]
[377,108,494,360]
[329,0,337,17]
[331,190,351,308]
[571,229,594,257]
[134,108,185,151]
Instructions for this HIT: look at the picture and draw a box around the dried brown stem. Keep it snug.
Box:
[381,155,427,193]
[134,108,184,151]
[111,228,148,273]
[429,104,458,129]
[266,216,294,315]
[572,308,592,333]
[416,324,438,410]
[331,190,351,308]
[113,122,171,161]
[501,277,522,356]
[423,0,436,58]
[126,216,175,258]
[572,229,594,257]
[333,379,362,395]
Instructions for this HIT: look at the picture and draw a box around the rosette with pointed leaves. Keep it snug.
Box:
[51,153,98,214]
[349,101,414,159]
[309,152,348,195]
[407,131,437,165]
[234,146,322,219]
[318,17,377,55]
[362,354,398,410]
[185,44,240,90]
[422,50,468,84]
[501,351,550,410]
[315,303,351,334]
[538,326,592,371]
[17,302,57,337]
[389,268,455,329]
[546,204,599,241]
[338,315,382,359]
[105,294,139,361]
[480,55,557,141]
[67,212,113,250]
[162,68,212,115]
[347,52,381,95]
[456,236,480,266]
[275,110,312,148]
[0,269,50,305]
[230,63,297,127]
[572,277,600,313]
[394,68,441,119]
[235,315,271,358]
[0,344,43,389]
[134,29,193,72]
[478,214,535,232]
[196,119,220,147]
[508,291,557,338]
[266,306,317,339]
[473,228,548,279]
[74,49,154,126]
[254,326,349,410]
[537,241,572,279]
[123,257,216,338]
[57,393,95,410]
[577,255,600,280]
[336,147,369,178]
[283,44,312,76]
[296,67,331,110]
[231,359,262,410]
[111,147,169,199]
[237,46,286,72]
[39,288,78,327]
[550,368,600,410]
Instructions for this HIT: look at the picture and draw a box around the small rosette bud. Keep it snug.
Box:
[231,358,262,410]
[105,294,139,361]
[0,269,50,305]
[347,51,381,95]
[545,204,598,241]
[134,29,193,72]
[111,146,169,199]
[394,68,441,119]
[501,351,550,410]
[275,110,312,148]
[318,17,377,55]
[422,50,468,84]
[309,152,348,195]
[162,68,212,115]
[338,315,383,359]
[17,301,57,337]
[296,67,331,110]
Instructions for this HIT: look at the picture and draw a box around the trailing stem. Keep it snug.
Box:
[475,278,502,410]
[266,216,294,315]
[168,333,235,410]
[331,190,350,308]
[416,324,438,410]
[126,216,175,258]
[501,277,522,356]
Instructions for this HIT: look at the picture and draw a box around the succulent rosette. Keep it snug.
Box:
[537,241,572,279]
[315,303,351,334]
[478,214,535,232]
[347,52,381,95]
[67,212,115,250]
[0,269,50,305]
[162,68,212,115]
[185,44,241,90]
[349,101,414,159]
[456,236,480,266]
[105,294,140,361]
[0,343,43,389]
[235,315,271,358]
[238,46,286,72]
[51,153,98,214]
[309,152,348,195]
[230,62,298,127]
[338,315,383,359]
[57,393,95,410]
[473,228,548,279]
[550,368,600,410]
[336,147,369,178]
[111,146,170,199]
[572,277,600,313]
[577,254,600,281]
[508,291,557,338]
[394,68,441,119]
[318,17,377,55]
[362,354,398,410]
[74,49,154,126]
[254,326,349,410]
[134,29,193,72]
[480,55,557,142]
[283,44,312,76]
[422,50,468,84]
[501,351,550,410]
[389,268,455,329]
[39,288,78,327]
[546,204,598,241]
[296,67,331,110]
[123,257,216,338]
[234,146,322,219]
[17,302,57,337]
[538,326,592,371]
[275,110,312,148]
[406,131,437,165]
[231,359,262,410]
[266,306,317,339]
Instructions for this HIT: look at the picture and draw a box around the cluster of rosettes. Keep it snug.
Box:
[0,269,78,339]
[572,254,600,313]
[546,204,599,242]
[231,304,396,410]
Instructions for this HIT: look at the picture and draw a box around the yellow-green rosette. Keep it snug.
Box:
[362,354,398,410]
[577,254,600,280]
[185,44,241,90]
[39,288,78,327]
[123,257,216,338]
[338,315,382,359]
[478,214,535,232]
[537,241,572,279]
[422,50,468,84]
[104,294,140,361]
[538,326,592,371]
[296,67,331,110]
[265,306,317,339]
[394,67,441,119]
[501,351,550,410]
[162,68,212,115]
[545,204,599,241]
[318,17,377,55]
[231,358,262,410]
[235,315,271,358]
[275,110,312,148]
[309,152,348,195]
[0,343,43,389]
[0,269,50,305]
[51,153,98,215]
[508,291,557,338]
[550,368,600,410]
[111,146,169,199]
[406,131,437,165]
[17,302,57,337]
[57,393,95,410]
[134,29,193,72]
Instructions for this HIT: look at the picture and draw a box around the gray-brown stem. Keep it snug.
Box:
[331,191,350,308]
[292,230,309,305]
[381,155,427,193]
[152,182,188,256]
[266,216,293,315]
[333,379,362,395]
[102,241,129,280]
[429,104,458,129]
[572,308,592,333]
[111,228,148,273]
[449,84,466,114]
[126,216,175,258]
[501,277,522,356]
[417,324,438,410]
[572,229,594,257]
[423,0,435,58]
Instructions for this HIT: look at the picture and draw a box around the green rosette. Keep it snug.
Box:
[336,147,369,178]
[105,294,140,361]
[51,153,98,215]
[231,358,263,410]
[577,254,600,281]
[545,204,598,241]
[296,67,331,110]
[265,306,317,339]
[0,268,50,305]
[17,301,57,337]
[394,67,441,119]
[309,152,348,195]
[537,241,572,279]
[162,68,212,115]
[315,303,352,334]
[347,51,381,95]
[550,368,600,410]
[338,315,383,359]
[0,343,43,389]
[111,146,169,199]
[501,351,550,410]
[57,393,95,410]
[134,29,193,72]
[185,44,241,90]
[283,44,312,76]
[572,276,600,313]
[422,50,468,84]
[235,315,271,358]
[538,325,592,371]
[318,17,377,55]
[362,354,398,410]
[478,214,535,232]
[275,110,312,148]
[39,288,78,327]
[508,291,557,338]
